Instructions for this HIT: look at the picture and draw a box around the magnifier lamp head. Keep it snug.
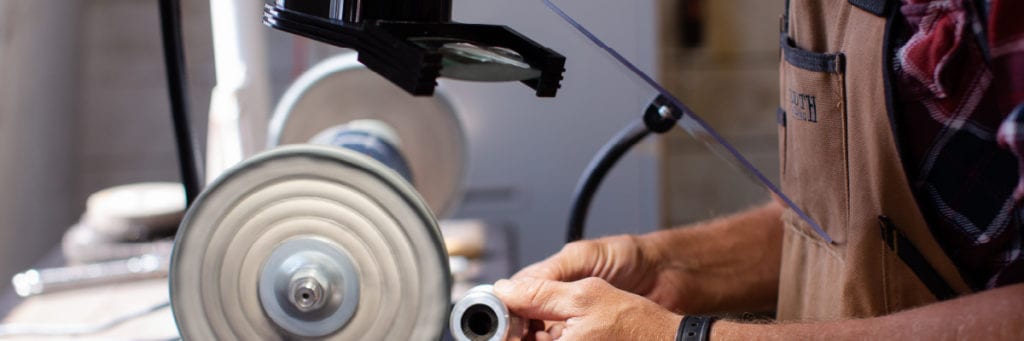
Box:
[263,0,566,97]
[269,53,466,218]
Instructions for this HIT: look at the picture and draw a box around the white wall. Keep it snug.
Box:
[0,0,81,291]
[0,0,215,295]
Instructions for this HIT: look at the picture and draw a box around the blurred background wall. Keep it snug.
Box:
[0,0,785,295]
[0,0,215,293]
[0,0,82,293]
[74,0,214,203]
[658,0,785,225]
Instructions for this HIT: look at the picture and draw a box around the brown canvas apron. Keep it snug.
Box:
[775,0,974,320]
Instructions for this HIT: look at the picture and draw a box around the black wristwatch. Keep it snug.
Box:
[676,315,717,341]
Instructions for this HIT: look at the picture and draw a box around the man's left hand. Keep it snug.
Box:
[494,277,682,341]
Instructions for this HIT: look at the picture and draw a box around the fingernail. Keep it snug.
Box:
[494,279,515,295]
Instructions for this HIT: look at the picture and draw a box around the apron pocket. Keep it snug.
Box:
[779,32,850,245]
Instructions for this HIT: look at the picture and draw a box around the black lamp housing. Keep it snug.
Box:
[264,0,566,97]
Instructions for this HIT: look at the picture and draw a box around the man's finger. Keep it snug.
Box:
[523,319,546,341]
[512,241,599,281]
[495,277,594,321]
[512,262,563,281]
[546,322,565,339]
[532,331,554,341]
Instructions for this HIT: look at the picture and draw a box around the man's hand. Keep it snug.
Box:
[494,276,681,341]
[513,235,693,312]
[491,201,786,339]
[510,200,788,315]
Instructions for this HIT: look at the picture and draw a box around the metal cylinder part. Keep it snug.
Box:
[449,284,524,341]
[11,254,167,297]
[310,119,414,183]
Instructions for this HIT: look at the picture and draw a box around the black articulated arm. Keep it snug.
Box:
[566,95,682,243]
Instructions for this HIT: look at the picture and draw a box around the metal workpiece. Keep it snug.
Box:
[169,145,451,340]
[450,284,524,341]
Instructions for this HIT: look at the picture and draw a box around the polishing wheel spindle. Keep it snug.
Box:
[450,284,525,341]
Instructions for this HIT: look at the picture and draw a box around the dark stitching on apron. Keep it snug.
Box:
[839,65,851,245]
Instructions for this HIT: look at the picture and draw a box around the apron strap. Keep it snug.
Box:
[878,216,959,300]
[782,0,790,33]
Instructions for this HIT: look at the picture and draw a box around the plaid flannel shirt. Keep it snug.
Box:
[895,0,1024,290]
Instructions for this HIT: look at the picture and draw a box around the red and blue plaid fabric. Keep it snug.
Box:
[895,0,1024,289]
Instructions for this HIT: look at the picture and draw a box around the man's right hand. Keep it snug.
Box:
[507,200,788,317]
[499,201,788,340]
[511,234,695,312]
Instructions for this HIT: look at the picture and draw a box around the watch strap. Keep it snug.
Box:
[676,315,716,341]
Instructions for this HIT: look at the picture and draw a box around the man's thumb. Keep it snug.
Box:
[494,278,585,321]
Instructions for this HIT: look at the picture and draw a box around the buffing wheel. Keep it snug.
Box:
[169,145,451,340]
[268,52,466,218]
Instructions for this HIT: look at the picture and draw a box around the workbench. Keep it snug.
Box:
[0,223,517,340]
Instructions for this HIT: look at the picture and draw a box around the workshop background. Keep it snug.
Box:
[0,0,781,297]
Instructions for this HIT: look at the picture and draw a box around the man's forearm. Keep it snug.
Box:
[639,200,785,314]
[711,283,1024,340]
